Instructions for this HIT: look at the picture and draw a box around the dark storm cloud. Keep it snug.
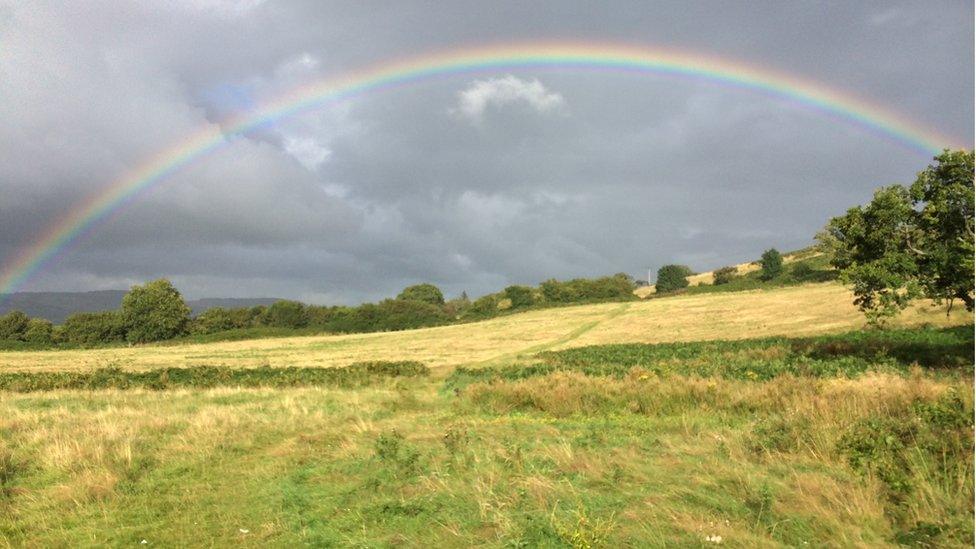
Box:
[0,0,972,303]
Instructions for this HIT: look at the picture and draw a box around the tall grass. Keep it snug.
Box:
[0,323,971,546]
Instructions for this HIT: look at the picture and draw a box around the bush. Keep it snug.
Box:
[327,299,448,333]
[0,310,29,341]
[263,300,308,329]
[194,307,240,334]
[760,248,784,281]
[655,265,692,293]
[504,285,535,308]
[396,283,445,306]
[121,279,191,343]
[444,292,471,318]
[23,318,54,345]
[540,276,635,303]
[467,295,498,317]
[712,266,738,285]
[60,311,127,347]
[306,305,353,328]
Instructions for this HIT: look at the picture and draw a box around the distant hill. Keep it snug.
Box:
[0,291,281,324]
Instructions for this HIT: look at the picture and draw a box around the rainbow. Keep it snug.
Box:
[0,42,964,298]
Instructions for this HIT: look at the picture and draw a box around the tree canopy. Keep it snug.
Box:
[120,279,191,343]
[656,264,692,293]
[396,283,445,306]
[818,149,974,323]
[759,248,784,281]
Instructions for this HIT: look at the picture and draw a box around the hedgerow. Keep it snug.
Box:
[0,361,428,392]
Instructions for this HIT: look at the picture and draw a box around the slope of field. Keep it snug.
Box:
[1,283,972,547]
[0,283,966,374]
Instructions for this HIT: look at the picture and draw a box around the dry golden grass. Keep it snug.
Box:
[570,283,968,348]
[0,283,967,374]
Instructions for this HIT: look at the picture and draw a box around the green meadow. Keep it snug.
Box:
[1,283,972,548]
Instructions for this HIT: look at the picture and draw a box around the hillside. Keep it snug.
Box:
[0,281,972,547]
[0,282,966,373]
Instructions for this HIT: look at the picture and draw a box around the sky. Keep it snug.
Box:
[0,1,972,304]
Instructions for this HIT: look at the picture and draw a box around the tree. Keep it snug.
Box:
[908,149,974,311]
[120,279,191,343]
[655,265,692,293]
[759,248,784,281]
[0,310,29,341]
[818,150,974,323]
[396,283,445,306]
[468,294,498,316]
[504,285,535,308]
[264,300,309,329]
[24,318,54,345]
[61,311,127,346]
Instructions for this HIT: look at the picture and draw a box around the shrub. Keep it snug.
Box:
[0,310,29,341]
[263,300,308,329]
[712,266,738,285]
[504,285,535,308]
[121,279,191,343]
[468,295,498,316]
[541,279,572,302]
[326,299,448,333]
[193,307,229,334]
[396,283,445,306]
[61,311,127,346]
[655,265,692,293]
[444,292,471,318]
[23,318,54,345]
[789,262,815,281]
[306,305,354,328]
[541,276,635,303]
[760,248,784,281]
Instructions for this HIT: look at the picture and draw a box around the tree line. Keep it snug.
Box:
[0,275,638,348]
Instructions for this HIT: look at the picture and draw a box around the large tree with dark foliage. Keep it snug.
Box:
[759,248,783,281]
[655,264,692,293]
[121,279,191,343]
[818,150,974,324]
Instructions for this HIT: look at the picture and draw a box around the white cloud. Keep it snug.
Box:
[283,136,332,171]
[453,75,566,123]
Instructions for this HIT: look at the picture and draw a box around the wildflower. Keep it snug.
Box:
[140,541,148,545]
[239,529,250,534]
[705,534,723,544]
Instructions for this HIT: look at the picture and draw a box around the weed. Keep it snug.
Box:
[374,431,422,476]
[549,504,616,549]
[442,424,470,457]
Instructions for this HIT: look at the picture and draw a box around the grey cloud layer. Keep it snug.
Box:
[0,1,972,303]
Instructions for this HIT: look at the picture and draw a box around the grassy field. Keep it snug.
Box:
[0,283,967,374]
[1,282,973,547]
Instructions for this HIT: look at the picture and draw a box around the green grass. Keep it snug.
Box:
[446,325,974,391]
[0,324,972,547]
